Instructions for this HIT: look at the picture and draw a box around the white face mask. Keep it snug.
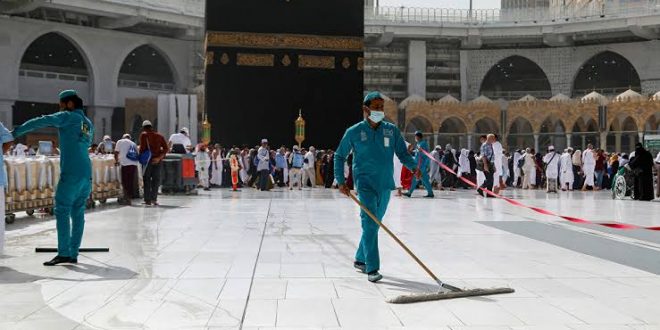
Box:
[368,110,385,123]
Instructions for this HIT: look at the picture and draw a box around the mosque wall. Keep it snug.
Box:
[465,40,660,100]
[0,16,195,138]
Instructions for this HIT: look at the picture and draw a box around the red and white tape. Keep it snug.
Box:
[419,148,660,231]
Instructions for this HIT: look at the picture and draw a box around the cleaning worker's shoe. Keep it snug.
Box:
[353,261,366,273]
[368,271,383,283]
[403,192,412,198]
[424,194,434,198]
[43,256,73,266]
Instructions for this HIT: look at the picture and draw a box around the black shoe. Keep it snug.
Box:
[353,261,366,273]
[43,256,73,266]
[403,193,412,198]
[368,271,383,282]
[424,194,434,198]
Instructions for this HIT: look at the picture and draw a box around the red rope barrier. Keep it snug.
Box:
[419,148,660,231]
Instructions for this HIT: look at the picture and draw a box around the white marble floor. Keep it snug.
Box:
[2,187,660,330]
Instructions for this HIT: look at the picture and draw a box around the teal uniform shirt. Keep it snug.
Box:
[334,119,417,274]
[334,120,416,192]
[13,109,93,178]
[13,109,94,259]
[0,122,14,187]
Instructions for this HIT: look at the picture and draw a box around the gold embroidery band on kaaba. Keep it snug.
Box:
[237,53,275,67]
[205,51,215,66]
[298,55,335,69]
[207,31,364,52]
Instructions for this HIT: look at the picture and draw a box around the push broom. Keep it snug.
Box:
[347,192,514,303]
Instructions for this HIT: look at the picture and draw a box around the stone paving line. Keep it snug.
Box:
[1,188,659,329]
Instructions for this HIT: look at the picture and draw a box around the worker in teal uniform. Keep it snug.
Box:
[12,90,94,266]
[334,91,420,282]
[405,131,435,198]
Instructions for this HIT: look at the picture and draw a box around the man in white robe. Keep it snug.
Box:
[513,150,523,187]
[492,135,504,193]
[542,146,560,193]
[582,144,596,190]
[559,148,574,191]
[522,148,536,189]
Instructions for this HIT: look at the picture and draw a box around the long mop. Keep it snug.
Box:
[347,192,514,303]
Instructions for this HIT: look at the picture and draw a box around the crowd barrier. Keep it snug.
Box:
[4,154,123,224]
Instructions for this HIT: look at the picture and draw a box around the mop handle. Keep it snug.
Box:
[348,192,444,287]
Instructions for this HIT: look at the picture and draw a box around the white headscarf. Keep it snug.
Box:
[572,149,582,166]
[458,148,470,173]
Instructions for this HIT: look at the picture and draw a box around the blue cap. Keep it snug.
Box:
[363,91,383,105]
[58,89,78,100]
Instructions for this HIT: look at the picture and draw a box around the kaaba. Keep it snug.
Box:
[205,0,364,148]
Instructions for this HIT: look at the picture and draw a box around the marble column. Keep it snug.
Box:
[600,132,608,150]
[407,40,427,99]
[566,133,572,149]
[466,133,473,151]
[615,133,622,153]
[0,99,14,128]
[581,135,586,150]
[533,134,539,152]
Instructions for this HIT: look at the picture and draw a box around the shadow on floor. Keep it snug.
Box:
[0,262,137,284]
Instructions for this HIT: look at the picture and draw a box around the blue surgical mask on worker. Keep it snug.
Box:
[368,110,385,123]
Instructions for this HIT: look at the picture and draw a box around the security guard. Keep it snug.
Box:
[334,91,419,282]
[405,131,435,198]
[13,90,94,266]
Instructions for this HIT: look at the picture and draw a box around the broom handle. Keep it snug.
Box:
[348,192,443,286]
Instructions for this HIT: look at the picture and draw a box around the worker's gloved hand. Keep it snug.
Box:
[413,169,422,179]
[338,184,350,196]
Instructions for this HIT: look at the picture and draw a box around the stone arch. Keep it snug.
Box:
[405,115,434,142]
[572,116,599,133]
[539,117,566,134]
[20,32,90,75]
[539,117,567,151]
[15,31,95,128]
[115,43,178,90]
[507,117,534,150]
[438,116,468,134]
[479,55,551,100]
[644,112,660,133]
[571,116,599,150]
[473,117,499,135]
[571,51,641,97]
[437,116,468,149]
[508,116,534,134]
[14,29,97,86]
[608,116,639,152]
[619,116,638,132]
[472,117,499,150]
